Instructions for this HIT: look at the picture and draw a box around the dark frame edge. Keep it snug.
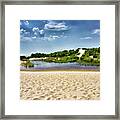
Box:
[1,1,5,120]
[0,1,1,119]
[0,0,120,119]
[2,115,119,119]
[1,0,120,5]
[115,1,119,119]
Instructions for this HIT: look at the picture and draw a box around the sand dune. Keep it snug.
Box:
[20,71,100,100]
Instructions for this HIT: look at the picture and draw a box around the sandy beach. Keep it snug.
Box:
[20,71,100,100]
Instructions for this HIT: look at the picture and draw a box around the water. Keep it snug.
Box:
[20,61,100,71]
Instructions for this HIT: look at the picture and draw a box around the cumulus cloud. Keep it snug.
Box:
[80,37,92,40]
[46,35,60,41]
[32,28,45,36]
[32,27,45,38]
[39,29,44,35]
[24,20,29,26]
[20,29,26,34]
[32,27,39,32]
[34,32,38,36]
[24,32,30,36]
[44,21,70,31]
[32,36,37,39]
[92,29,100,34]
[20,29,31,38]
[51,35,60,39]
[37,35,61,41]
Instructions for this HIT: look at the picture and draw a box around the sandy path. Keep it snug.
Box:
[20,71,100,100]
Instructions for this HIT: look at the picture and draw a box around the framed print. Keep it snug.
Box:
[0,0,119,119]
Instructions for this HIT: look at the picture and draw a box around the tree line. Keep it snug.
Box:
[20,47,100,66]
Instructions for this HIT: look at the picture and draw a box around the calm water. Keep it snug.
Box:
[20,61,100,71]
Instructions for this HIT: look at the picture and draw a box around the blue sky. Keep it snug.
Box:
[20,20,100,56]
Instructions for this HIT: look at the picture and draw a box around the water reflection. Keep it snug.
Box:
[20,61,100,71]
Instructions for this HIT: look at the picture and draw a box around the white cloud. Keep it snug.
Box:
[24,20,29,26]
[39,35,61,41]
[20,29,26,33]
[36,37,49,41]
[20,29,30,37]
[32,36,37,39]
[92,29,100,34]
[32,27,39,32]
[32,28,45,37]
[39,29,44,35]
[20,29,24,32]
[21,31,31,37]
[44,21,70,31]
[52,35,60,39]
[47,35,60,41]
[21,34,60,42]
[24,32,30,35]
[34,32,38,36]
[80,37,92,40]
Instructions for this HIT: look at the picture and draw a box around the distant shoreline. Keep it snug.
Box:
[20,69,100,72]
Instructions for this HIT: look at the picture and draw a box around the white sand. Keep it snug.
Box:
[20,71,100,100]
